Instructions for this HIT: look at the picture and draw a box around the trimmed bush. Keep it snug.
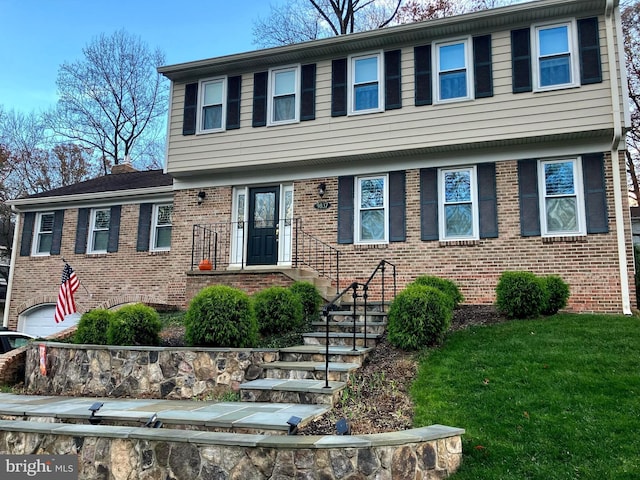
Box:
[495,271,545,319]
[254,286,304,336]
[75,309,113,345]
[106,303,162,346]
[412,275,464,308]
[185,285,257,348]
[387,285,453,350]
[540,275,570,315]
[289,281,323,326]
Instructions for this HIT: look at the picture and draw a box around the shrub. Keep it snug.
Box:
[254,286,304,336]
[184,286,257,348]
[289,281,323,326]
[387,285,453,350]
[75,309,113,345]
[412,275,464,309]
[495,271,545,319]
[635,245,640,308]
[106,303,162,346]
[540,275,570,315]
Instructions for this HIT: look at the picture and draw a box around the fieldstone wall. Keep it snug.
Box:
[24,343,278,399]
[0,421,464,479]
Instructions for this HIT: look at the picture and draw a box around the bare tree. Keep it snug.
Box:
[48,30,168,174]
[622,0,640,204]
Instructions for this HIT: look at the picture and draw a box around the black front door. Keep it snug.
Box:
[247,186,280,265]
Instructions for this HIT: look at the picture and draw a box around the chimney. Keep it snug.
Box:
[111,155,137,174]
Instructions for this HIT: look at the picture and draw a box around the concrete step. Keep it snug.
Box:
[303,332,381,348]
[278,345,372,366]
[335,301,390,313]
[261,361,360,382]
[325,310,389,321]
[311,320,387,335]
[239,379,345,406]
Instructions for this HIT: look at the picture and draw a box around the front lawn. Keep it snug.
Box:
[412,314,640,479]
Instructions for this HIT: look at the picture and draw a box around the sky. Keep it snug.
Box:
[0,0,274,113]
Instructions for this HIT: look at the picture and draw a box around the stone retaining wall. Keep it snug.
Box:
[0,420,464,479]
[24,343,278,399]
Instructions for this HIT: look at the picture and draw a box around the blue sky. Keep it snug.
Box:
[0,0,274,113]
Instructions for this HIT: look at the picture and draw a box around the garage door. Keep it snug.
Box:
[19,305,81,338]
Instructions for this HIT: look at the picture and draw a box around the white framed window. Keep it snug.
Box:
[435,38,473,103]
[533,21,579,90]
[32,212,55,256]
[151,204,172,251]
[348,52,384,114]
[439,166,479,240]
[355,175,388,244]
[198,77,226,133]
[88,208,110,253]
[268,65,300,125]
[538,158,585,236]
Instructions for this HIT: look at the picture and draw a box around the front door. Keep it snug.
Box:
[247,186,280,265]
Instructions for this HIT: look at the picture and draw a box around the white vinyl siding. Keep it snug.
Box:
[438,166,479,240]
[268,65,300,125]
[88,208,110,254]
[435,38,473,103]
[355,175,388,244]
[533,21,579,91]
[198,77,226,133]
[348,52,383,114]
[32,212,54,256]
[151,204,172,251]
[538,158,586,236]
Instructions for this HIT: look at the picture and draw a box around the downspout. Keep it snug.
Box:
[2,209,22,328]
[605,0,632,314]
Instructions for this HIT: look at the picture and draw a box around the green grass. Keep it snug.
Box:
[412,314,640,479]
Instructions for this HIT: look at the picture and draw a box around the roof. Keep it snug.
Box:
[158,0,613,82]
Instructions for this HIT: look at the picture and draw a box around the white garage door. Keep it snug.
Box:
[19,305,81,338]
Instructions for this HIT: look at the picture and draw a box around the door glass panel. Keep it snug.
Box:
[253,192,276,228]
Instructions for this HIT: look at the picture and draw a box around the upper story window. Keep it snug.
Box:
[268,66,300,125]
[88,208,110,253]
[538,158,585,235]
[32,212,54,256]
[349,52,383,114]
[435,38,473,102]
[355,175,388,243]
[198,77,226,133]
[534,21,578,90]
[151,204,173,251]
[439,167,479,240]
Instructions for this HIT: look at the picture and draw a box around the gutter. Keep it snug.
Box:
[605,0,632,314]
[3,211,21,328]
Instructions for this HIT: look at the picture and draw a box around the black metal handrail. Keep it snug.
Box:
[293,218,340,292]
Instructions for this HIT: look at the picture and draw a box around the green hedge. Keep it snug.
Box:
[75,309,113,345]
[254,286,304,336]
[411,275,463,309]
[106,303,162,346]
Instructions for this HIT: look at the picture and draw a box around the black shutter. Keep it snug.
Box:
[75,208,89,254]
[578,17,602,85]
[182,83,198,135]
[252,71,268,127]
[19,212,35,257]
[338,176,354,244]
[518,159,541,236]
[473,35,493,98]
[50,210,65,255]
[301,64,316,121]
[385,50,402,110]
[420,168,439,241]
[478,163,498,238]
[107,205,121,253]
[582,153,609,233]
[389,171,406,242]
[331,58,348,117]
[137,203,153,252]
[226,75,242,130]
[511,28,532,93]
[414,45,432,106]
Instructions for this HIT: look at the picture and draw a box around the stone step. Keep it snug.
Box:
[239,379,345,406]
[325,310,389,321]
[311,320,387,335]
[278,345,372,366]
[261,361,360,382]
[334,301,390,313]
[303,332,381,348]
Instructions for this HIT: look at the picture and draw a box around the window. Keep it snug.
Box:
[198,78,226,132]
[88,208,110,253]
[349,52,383,114]
[151,204,172,251]
[268,66,300,125]
[435,39,472,102]
[355,175,388,243]
[439,167,478,240]
[534,21,578,90]
[538,159,585,235]
[32,212,54,255]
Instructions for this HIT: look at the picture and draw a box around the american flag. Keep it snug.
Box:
[54,263,80,323]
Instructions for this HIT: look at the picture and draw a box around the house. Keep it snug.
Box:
[3,0,634,331]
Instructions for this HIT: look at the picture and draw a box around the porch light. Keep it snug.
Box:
[197,191,206,205]
[317,183,326,198]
